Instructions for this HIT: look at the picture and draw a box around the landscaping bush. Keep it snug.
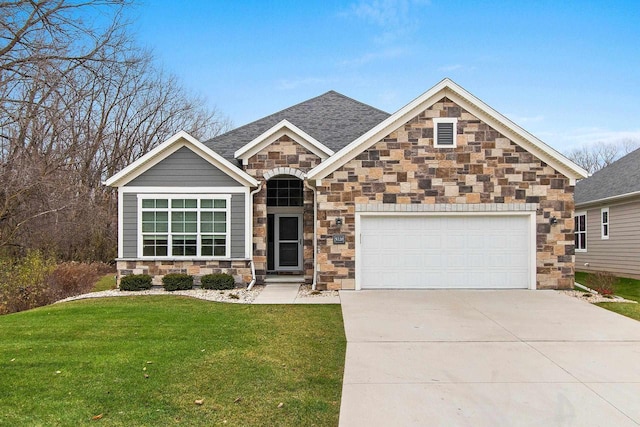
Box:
[120,274,153,291]
[162,273,193,291]
[0,251,56,315]
[201,273,236,290]
[47,262,100,301]
[586,271,617,296]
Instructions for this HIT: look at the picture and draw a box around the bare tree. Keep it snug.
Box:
[565,140,640,174]
[0,0,231,260]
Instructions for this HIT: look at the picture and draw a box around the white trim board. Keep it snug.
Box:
[234,120,334,165]
[307,78,588,183]
[104,131,258,188]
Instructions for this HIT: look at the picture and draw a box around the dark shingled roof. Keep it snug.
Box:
[205,90,390,162]
[575,147,640,205]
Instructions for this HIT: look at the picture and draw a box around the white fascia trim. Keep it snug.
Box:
[104,130,258,188]
[307,78,589,182]
[118,189,124,259]
[307,87,447,181]
[442,90,588,183]
[575,190,640,208]
[121,186,249,194]
[234,120,334,164]
[353,211,537,290]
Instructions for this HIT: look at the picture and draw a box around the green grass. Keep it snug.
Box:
[575,271,640,321]
[92,274,117,292]
[0,297,346,426]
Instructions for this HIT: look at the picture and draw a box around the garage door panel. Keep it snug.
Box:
[360,215,531,289]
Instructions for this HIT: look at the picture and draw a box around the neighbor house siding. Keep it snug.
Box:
[576,199,640,279]
[120,192,246,258]
[128,146,242,187]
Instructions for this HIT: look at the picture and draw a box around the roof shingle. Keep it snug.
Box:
[205,91,390,162]
[575,147,640,205]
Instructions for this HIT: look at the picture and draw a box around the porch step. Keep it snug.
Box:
[264,275,304,284]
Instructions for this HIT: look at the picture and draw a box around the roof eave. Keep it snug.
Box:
[575,189,640,208]
[233,119,334,163]
[307,78,589,183]
[104,131,258,188]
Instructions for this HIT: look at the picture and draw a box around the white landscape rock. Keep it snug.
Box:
[56,286,265,304]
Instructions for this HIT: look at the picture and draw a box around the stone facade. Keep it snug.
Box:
[315,97,575,290]
[116,259,252,287]
[243,135,323,284]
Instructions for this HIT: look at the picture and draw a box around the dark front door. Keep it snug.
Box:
[274,214,302,271]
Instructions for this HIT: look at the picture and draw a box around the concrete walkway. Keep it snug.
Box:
[339,290,640,427]
[252,284,340,304]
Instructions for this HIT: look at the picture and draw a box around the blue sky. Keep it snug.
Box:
[125,0,640,152]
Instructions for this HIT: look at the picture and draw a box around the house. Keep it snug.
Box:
[105,78,588,290]
[574,148,640,279]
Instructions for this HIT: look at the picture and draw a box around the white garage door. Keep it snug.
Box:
[359,215,532,289]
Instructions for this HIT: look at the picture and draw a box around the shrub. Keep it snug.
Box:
[586,271,617,296]
[201,273,235,290]
[47,262,100,301]
[120,274,153,291]
[162,273,193,291]
[0,251,56,315]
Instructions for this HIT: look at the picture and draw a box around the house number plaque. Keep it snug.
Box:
[333,234,346,244]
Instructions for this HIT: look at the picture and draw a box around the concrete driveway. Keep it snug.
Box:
[339,290,640,427]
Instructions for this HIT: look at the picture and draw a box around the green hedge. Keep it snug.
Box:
[120,274,152,291]
[201,273,235,290]
[162,273,193,291]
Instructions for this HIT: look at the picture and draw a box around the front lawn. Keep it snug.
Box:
[0,297,346,426]
[575,271,640,321]
[92,274,117,292]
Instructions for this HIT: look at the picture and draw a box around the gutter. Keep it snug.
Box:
[575,189,640,209]
[246,181,263,290]
[304,178,318,290]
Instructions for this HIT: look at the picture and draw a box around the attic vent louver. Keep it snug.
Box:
[433,118,458,147]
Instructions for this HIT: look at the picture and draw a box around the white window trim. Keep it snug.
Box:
[433,117,458,148]
[601,207,609,240]
[137,194,232,259]
[574,211,587,252]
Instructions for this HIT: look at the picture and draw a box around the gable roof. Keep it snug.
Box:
[206,90,390,161]
[307,78,589,184]
[104,131,258,188]
[234,119,334,165]
[575,147,640,206]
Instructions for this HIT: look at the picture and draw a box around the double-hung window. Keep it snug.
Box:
[574,212,587,252]
[139,195,230,258]
[601,207,609,239]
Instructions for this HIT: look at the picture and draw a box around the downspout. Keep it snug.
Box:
[304,178,318,290]
[246,181,263,290]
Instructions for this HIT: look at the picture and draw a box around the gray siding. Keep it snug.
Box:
[123,193,138,258]
[128,146,243,187]
[120,192,246,258]
[576,198,640,278]
[231,194,245,258]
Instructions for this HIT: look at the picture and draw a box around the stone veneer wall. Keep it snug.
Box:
[244,135,323,284]
[116,260,252,287]
[315,97,575,290]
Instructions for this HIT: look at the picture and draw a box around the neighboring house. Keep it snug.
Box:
[105,78,588,290]
[574,148,640,279]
